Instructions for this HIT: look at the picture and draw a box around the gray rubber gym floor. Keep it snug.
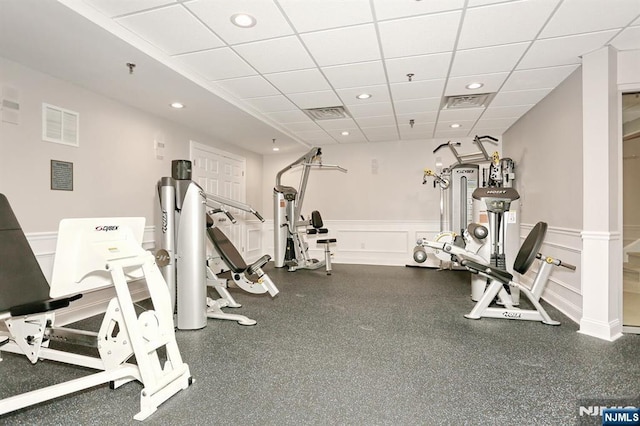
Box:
[1,263,639,425]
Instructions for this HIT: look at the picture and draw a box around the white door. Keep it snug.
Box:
[190,141,246,255]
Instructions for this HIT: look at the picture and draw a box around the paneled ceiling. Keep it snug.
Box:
[1,0,639,155]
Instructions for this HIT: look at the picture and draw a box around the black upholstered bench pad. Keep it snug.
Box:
[0,195,53,313]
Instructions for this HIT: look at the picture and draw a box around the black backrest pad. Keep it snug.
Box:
[207,227,248,273]
[0,194,52,312]
[513,221,547,275]
[311,210,323,228]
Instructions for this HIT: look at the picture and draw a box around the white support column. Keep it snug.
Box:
[580,46,623,341]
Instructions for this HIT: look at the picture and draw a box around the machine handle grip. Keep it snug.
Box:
[478,135,498,142]
[224,210,237,224]
[558,260,576,271]
[252,210,265,222]
[537,253,576,271]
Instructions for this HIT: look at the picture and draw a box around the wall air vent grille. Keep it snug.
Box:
[442,93,495,109]
[302,106,350,121]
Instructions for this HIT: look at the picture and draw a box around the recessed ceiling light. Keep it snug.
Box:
[272,147,280,152]
[356,93,372,100]
[450,123,461,128]
[231,13,257,28]
[466,82,484,90]
[170,102,185,109]
[341,131,350,136]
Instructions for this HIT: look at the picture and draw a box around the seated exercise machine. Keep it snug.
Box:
[205,209,277,326]
[422,221,575,325]
[158,160,278,329]
[0,194,191,420]
[273,147,346,274]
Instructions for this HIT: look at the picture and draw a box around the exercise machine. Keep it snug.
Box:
[157,160,278,329]
[273,147,346,273]
[421,222,574,324]
[0,194,191,420]
[418,221,575,325]
[205,210,277,326]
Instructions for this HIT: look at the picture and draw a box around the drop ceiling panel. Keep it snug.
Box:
[390,79,446,101]
[175,48,256,80]
[502,64,578,91]
[287,90,342,109]
[436,119,478,131]
[116,5,224,55]
[450,43,528,77]
[277,0,373,33]
[336,85,390,105]
[373,0,464,20]
[438,108,485,122]
[265,109,311,123]
[611,26,640,51]
[348,102,395,118]
[457,0,559,50]
[467,0,521,6]
[517,30,620,69]
[245,95,298,113]
[397,111,439,123]
[322,61,387,89]
[540,0,640,39]
[325,128,367,143]
[355,115,397,127]
[264,69,331,94]
[283,121,322,132]
[185,0,293,45]
[234,36,316,74]
[83,0,176,17]
[216,76,279,99]
[378,11,462,58]
[394,98,442,114]
[315,118,359,131]
[491,88,552,107]
[300,24,381,67]
[385,52,452,83]
[445,72,509,96]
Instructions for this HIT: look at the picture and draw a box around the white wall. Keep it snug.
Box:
[0,56,263,234]
[502,68,583,229]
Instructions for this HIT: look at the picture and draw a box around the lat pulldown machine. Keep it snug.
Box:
[273,147,346,273]
[157,160,278,329]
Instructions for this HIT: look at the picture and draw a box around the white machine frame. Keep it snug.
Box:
[0,217,192,421]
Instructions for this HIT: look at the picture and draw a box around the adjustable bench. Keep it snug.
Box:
[0,193,192,420]
[205,225,278,325]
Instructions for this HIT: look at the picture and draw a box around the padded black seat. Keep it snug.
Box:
[317,238,337,244]
[459,221,547,285]
[207,227,271,275]
[0,193,81,317]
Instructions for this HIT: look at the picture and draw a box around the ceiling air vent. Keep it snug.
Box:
[302,106,350,121]
[442,93,495,109]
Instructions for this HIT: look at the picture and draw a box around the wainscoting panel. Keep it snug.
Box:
[517,223,583,323]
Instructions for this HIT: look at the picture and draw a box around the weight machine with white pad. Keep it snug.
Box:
[0,194,192,420]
